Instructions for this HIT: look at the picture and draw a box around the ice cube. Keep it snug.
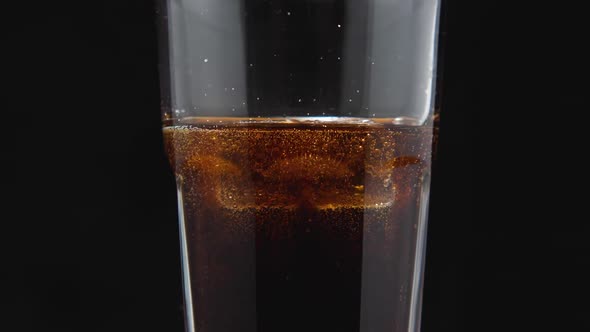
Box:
[186,154,248,207]
[187,155,242,179]
[262,154,353,183]
[261,155,356,208]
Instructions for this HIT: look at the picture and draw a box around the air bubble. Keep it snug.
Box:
[203,58,209,63]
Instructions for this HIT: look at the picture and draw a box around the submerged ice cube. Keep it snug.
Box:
[262,154,353,184]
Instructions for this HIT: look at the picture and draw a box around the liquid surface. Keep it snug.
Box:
[164,117,433,332]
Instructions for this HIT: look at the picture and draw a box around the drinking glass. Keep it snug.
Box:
[157,1,442,331]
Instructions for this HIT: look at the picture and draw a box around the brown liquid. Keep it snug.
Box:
[164,117,433,332]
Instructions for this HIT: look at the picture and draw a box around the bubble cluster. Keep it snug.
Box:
[163,117,432,212]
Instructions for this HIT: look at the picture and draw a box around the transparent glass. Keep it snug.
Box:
[157,1,442,331]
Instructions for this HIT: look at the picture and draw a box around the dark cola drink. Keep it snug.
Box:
[164,117,433,332]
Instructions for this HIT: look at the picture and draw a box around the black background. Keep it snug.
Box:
[5,0,588,331]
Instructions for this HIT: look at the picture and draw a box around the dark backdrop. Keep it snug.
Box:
[9,1,469,331]
[12,0,588,331]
